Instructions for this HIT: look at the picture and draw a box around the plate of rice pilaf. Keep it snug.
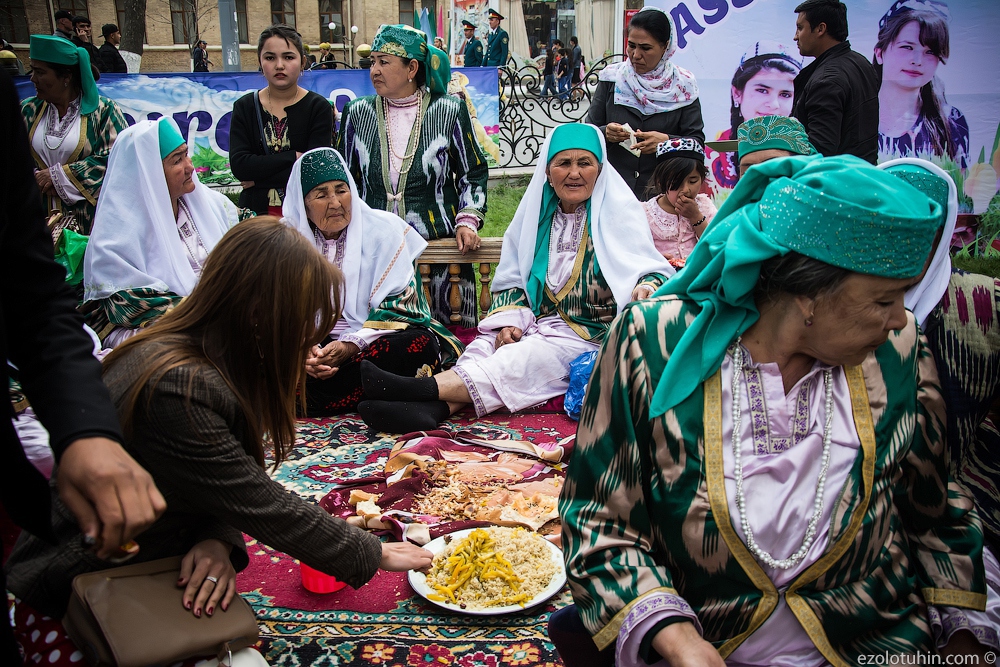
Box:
[408,526,566,615]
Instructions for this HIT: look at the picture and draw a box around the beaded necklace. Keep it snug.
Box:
[43,97,82,151]
[729,338,834,570]
[383,90,423,162]
[176,198,208,270]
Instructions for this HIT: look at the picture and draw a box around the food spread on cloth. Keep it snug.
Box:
[320,429,572,544]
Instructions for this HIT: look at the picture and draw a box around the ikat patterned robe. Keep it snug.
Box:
[560,295,986,665]
[21,96,128,234]
[338,91,488,328]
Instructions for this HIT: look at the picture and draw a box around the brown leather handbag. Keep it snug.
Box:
[46,209,83,246]
[63,556,259,667]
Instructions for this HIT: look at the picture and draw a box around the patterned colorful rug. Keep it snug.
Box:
[240,411,578,666]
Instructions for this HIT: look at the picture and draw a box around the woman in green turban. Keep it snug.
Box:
[21,34,128,234]
[553,154,990,666]
[338,24,489,328]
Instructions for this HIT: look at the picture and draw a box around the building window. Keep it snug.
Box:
[170,0,196,45]
[399,0,414,26]
[236,0,249,44]
[271,0,295,28]
[57,0,88,19]
[0,0,30,44]
[114,0,147,43]
[318,0,344,44]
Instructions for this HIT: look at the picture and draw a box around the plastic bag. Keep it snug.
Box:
[54,229,88,286]
[564,350,598,421]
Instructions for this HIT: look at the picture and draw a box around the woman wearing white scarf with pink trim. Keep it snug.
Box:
[587,6,704,197]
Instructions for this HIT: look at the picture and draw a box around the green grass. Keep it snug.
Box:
[483,179,528,237]
[953,255,1000,279]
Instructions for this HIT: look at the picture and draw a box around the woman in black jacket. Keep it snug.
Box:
[587,7,704,197]
[230,24,333,215]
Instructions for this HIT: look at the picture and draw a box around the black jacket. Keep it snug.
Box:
[71,36,101,71]
[98,41,128,73]
[792,41,879,163]
[0,69,124,541]
[586,80,705,197]
[229,90,334,214]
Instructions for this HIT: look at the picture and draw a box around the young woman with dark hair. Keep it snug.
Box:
[873,2,969,167]
[229,24,334,215]
[6,217,432,666]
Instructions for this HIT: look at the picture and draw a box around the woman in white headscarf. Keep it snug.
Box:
[83,117,245,348]
[282,148,464,416]
[357,123,674,433]
[586,7,704,197]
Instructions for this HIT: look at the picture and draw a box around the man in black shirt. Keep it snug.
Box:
[99,24,128,73]
[71,16,102,70]
[791,0,879,162]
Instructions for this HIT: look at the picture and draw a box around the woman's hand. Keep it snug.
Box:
[675,194,702,222]
[35,168,55,196]
[605,123,630,144]
[939,629,989,661]
[455,226,481,254]
[494,326,523,349]
[240,180,255,189]
[634,130,671,155]
[651,622,725,667]
[305,341,359,379]
[631,284,655,301]
[380,542,434,572]
[178,539,236,618]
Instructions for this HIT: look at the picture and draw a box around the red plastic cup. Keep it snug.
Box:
[300,562,347,593]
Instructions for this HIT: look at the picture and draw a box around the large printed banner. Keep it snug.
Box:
[15,68,501,185]
[645,0,1000,211]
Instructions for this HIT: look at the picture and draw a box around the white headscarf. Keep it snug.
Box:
[84,119,240,301]
[598,7,699,115]
[493,123,673,313]
[877,157,958,327]
[282,148,427,332]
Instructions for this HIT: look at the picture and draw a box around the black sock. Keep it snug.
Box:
[360,359,439,401]
[358,400,450,433]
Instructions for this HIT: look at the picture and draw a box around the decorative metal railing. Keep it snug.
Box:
[497,54,622,168]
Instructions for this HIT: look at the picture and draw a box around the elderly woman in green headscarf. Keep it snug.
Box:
[21,34,128,234]
[553,154,990,667]
[736,114,816,180]
[338,24,489,329]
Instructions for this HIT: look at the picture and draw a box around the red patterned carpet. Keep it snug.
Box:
[240,411,577,666]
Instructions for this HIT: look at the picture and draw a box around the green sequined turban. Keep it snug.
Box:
[737,115,817,162]
[649,153,942,417]
[371,24,451,95]
[29,34,100,115]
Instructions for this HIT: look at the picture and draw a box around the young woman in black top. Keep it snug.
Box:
[230,24,334,215]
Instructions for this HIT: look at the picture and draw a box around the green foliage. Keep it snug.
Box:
[953,255,1000,279]
[191,144,234,185]
[482,178,529,237]
[936,156,974,213]
[979,192,1000,242]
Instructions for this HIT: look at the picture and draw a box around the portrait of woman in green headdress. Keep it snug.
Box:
[21,34,128,234]
[553,154,991,666]
[338,24,489,329]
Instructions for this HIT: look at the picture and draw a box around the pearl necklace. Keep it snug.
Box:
[730,338,834,570]
[383,91,423,162]
[43,98,81,151]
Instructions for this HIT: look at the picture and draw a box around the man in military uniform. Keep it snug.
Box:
[484,9,509,67]
[461,20,484,67]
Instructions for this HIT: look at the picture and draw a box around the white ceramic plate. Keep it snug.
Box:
[408,528,567,616]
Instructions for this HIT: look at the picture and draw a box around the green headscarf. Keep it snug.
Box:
[649,154,942,417]
[526,124,604,313]
[371,24,451,95]
[737,115,817,162]
[300,147,349,194]
[29,34,99,115]
[157,117,185,160]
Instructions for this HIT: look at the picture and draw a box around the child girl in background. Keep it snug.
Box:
[643,138,715,269]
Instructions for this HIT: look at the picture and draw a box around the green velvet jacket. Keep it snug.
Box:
[560,295,986,665]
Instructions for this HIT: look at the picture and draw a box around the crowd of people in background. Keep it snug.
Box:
[2,0,998,664]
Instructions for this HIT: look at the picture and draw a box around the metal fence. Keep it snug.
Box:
[497,54,621,168]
